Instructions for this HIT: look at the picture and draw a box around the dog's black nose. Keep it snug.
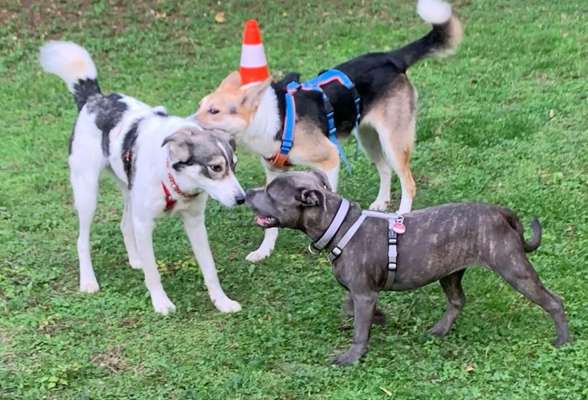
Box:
[236,194,246,205]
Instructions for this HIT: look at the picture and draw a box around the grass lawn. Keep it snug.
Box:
[1,0,587,398]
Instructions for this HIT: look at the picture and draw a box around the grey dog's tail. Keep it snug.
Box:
[40,41,101,111]
[502,209,542,253]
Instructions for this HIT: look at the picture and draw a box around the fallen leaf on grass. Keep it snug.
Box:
[215,12,226,24]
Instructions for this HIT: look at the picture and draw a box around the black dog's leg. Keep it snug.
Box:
[429,270,466,336]
[343,293,386,325]
[491,254,569,347]
[333,291,377,366]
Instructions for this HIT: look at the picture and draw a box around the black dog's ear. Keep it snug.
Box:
[297,189,325,207]
[310,170,332,191]
[273,72,301,90]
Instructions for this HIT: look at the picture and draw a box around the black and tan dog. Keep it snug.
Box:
[194,0,463,262]
[245,171,570,365]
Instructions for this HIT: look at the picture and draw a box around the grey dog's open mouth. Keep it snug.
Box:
[255,215,279,228]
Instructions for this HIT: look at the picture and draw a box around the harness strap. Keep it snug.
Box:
[328,213,367,262]
[269,69,361,171]
[312,198,350,250]
[328,210,402,283]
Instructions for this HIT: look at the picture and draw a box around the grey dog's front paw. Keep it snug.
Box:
[331,348,365,366]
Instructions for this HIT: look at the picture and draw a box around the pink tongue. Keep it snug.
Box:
[255,216,268,225]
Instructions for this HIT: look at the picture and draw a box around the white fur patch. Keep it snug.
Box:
[39,41,97,93]
[417,0,452,25]
[242,87,281,157]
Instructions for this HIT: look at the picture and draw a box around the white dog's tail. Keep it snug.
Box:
[39,41,101,111]
[390,0,463,70]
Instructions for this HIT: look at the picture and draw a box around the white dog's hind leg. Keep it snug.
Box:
[182,205,241,313]
[132,217,176,315]
[357,127,392,211]
[246,160,282,263]
[70,164,101,293]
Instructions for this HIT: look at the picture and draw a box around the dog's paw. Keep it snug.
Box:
[553,334,570,348]
[369,199,389,211]
[128,258,142,270]
[428,325,450,337]
[79,279,100,293]
[246,248,272,263]
[428,319,452,337]
[331,350,363,366]
[151,291,176,315]
[213,297,242,313]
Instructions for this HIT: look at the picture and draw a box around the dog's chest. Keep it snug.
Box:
[239,133,279,158]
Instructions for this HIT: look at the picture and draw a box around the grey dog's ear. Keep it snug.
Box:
[161,128,196,160]
[297,189,325,208]
[310,170,332,191]
[208,130,236,151]
[161,128,194,147]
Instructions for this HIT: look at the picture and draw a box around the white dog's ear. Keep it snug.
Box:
[219,71,242,90]
[310,170,332,191]
[162,128,194,160]
[240,78,271,109]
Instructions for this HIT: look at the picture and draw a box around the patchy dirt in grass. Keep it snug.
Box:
[90,346,128,374]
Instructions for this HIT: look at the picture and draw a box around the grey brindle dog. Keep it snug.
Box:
[246,171,570,365]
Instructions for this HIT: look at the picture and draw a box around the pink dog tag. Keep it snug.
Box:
[392,218,406,234]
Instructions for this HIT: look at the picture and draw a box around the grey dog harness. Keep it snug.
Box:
[312,199,404,282]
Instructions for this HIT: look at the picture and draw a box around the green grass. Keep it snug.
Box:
[1,0,587,398]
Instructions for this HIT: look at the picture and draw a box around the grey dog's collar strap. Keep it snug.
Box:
[328,213,367,261]
[312,198,351,250]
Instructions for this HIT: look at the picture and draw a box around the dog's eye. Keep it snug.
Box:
[208,107,220,115]
[208,164,223,173]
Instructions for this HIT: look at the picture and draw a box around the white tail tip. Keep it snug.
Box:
[39,41,97,92]
[417,0,452,25]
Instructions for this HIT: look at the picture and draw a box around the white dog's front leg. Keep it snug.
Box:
[182,209,241,313]
[246,227,279,263]
[246,160,283,263]
[120,193,142,269]
[132,217,176,315]
[323,163,340,192]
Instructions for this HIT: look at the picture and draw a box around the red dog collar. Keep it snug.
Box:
[161,160,200,211]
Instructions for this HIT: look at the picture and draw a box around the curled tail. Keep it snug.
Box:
[391,0,464,70]
[39,41,101,111]
[501,209,542,253]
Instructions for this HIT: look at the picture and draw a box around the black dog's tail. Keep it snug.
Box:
[501,209,543,253]
[40,41,102,111]
[390,0,463,71]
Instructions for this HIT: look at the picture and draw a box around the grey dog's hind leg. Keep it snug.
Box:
[343,292,386,325]
[429,270,466,336]
[490,252,569,347]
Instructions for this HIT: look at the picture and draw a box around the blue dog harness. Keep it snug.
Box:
[268,69,361,171]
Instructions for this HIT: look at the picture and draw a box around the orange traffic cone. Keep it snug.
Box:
[239,19,270,85]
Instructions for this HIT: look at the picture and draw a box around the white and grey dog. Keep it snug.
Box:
[40,41,245,315]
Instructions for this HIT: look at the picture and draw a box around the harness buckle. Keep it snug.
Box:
[270,152,291,169]
[331,246,342,258]
[388,262,397,271]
